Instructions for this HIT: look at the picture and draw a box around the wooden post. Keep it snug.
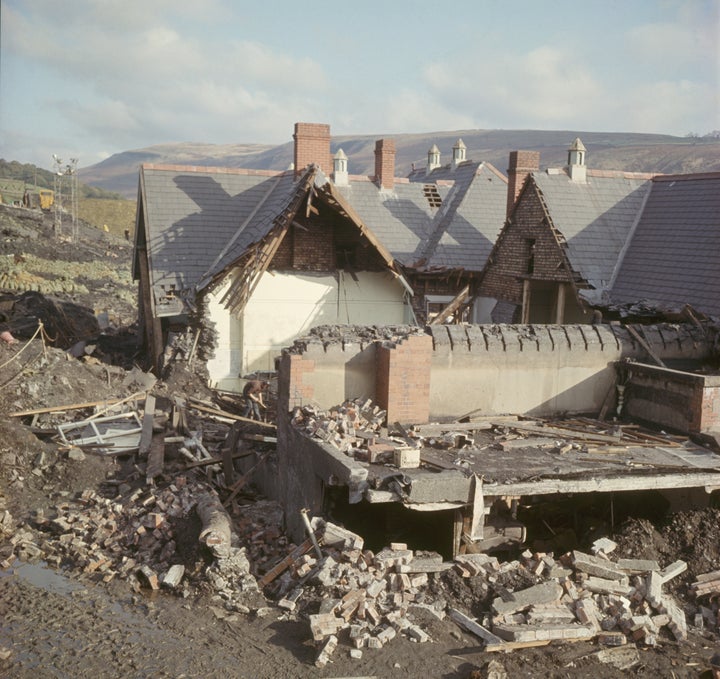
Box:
[521,279,531,324]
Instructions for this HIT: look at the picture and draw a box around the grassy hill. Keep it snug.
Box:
[78,198,137,239]
[76,129,720,199]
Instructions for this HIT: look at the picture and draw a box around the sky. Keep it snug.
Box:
[1,0,719,171]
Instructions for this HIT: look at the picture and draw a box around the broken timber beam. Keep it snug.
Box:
[429,285,469,326]
[10,391,147,418]
[187,399,276,429]
[138,393,156,457]
[625,325,666,368]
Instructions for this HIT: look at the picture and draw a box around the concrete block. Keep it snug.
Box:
[394,447,420,468]
[582,576,632,596]
[645,571,662,608]
[492,581,563,615]
[573,551,626,580]
[659,560,687,584]
[617,558,660,574]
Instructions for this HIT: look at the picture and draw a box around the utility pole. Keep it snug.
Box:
[52,155,63,235]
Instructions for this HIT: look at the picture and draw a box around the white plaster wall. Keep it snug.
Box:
[206,271,409,387]
[429,351,617,418]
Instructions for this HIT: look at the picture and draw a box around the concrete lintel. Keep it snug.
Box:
[309,438,368,487]
[482,472,720,497]
[405,469,471,504]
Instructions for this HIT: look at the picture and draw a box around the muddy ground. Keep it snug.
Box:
[0,204,719,678]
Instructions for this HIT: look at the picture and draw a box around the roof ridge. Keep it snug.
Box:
[142,163,288,177]
[653,171,720,182]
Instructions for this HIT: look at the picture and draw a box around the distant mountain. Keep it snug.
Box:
[77,130,720,199]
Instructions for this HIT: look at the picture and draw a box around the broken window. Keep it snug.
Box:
[526,238,536,274]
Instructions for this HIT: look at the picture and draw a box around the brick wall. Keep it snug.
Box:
[293,122,332,176]
[278,353,316,413]
[374,139,396,190]
[624,363,720,433]
[375,334,432,425]
[480,186,573,304]
[272,210,388,272]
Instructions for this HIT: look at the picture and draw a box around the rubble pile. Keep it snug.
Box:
[290,398,391,458]
[0,475,264,605]
[255,522,720,667]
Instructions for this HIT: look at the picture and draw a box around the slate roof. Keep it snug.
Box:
[610,173,720,317]
[413,161,508,271]
[138,155,511,311]
[531,168,654,301]
[139,164,290,299]
[333,179,452,267]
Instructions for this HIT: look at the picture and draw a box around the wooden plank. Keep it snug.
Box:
[183,449,255,469]
[483,471,720,497]
[626,325,666,368]
[222,422,242,486]
[138,393,156,457]
[429,285,469,326]
[257,536,316,588]
[10,392,146,418]
[145,436,165,483]
[485,639,552,652]
[187,400,276,430]
[507,422,621,444]
[222,452,270,506]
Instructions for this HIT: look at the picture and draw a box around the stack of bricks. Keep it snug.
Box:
[290,398,390,457]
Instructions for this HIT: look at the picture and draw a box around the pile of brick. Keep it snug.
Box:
[273,527,444,668]
[447,542,697,651]
[0,476,259,607]
[262,525,720,666]
[290,399,392,457]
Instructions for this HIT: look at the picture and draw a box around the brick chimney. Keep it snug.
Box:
[293,122,332,177]
[506,150,540,218]
[374,138,396,190]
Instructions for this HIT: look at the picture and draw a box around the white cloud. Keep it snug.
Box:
[422,46,603,128]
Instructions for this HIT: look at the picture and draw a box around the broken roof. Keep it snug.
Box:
[411,161,508,272]
[610,172,720,318]
[138,156,509,309]
[138,164,288,303]
[529,168,654,301]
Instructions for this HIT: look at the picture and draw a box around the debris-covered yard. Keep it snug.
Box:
[1,203,719,678]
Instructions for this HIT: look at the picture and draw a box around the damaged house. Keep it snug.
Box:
[478,139,720,325]
[132,123,509,387]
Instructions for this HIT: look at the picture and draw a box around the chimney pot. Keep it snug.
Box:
[333,148,348,186]
[426,144,441,175]
[451,138,466,170]
[567,137,587,182]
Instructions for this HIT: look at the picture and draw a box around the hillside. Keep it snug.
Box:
[77,129,720,198]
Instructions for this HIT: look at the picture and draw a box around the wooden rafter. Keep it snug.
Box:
[219,167,318,316]
[429,285,470,325]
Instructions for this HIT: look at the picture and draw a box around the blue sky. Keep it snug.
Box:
[2,0,718,170]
